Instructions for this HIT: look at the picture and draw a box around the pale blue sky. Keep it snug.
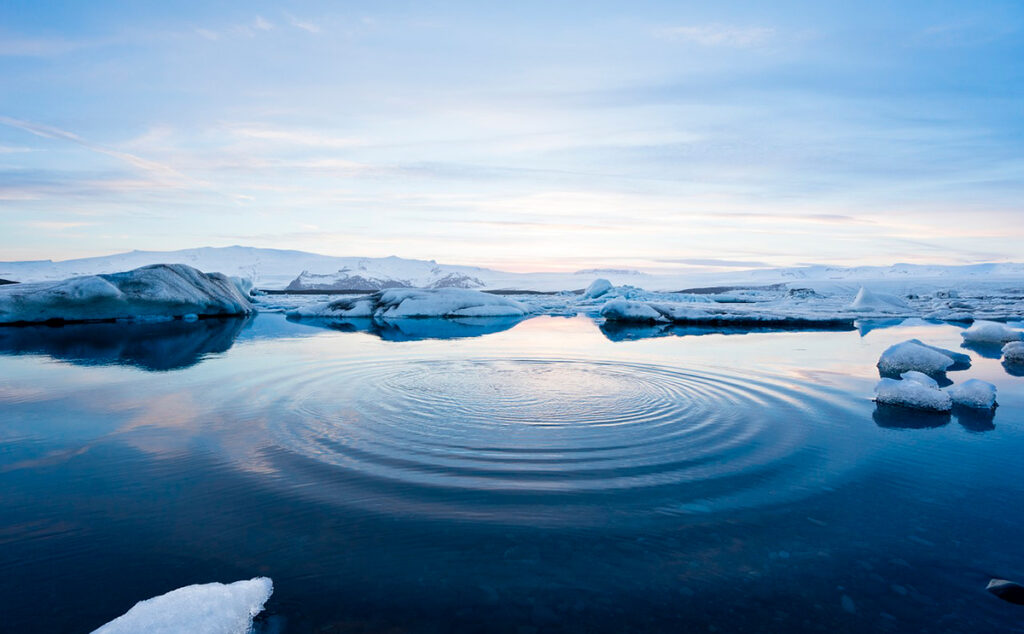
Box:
[1,1,1022,271]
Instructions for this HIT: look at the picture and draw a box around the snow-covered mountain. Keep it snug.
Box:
[2,246,1023,293]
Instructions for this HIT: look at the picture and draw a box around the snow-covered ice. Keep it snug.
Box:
[899,370,940,388]
[92,577,272,634]
[874,377,952,412]
[1003,341,1024,364]
[599,299,664,323]
[848,287,910,312]
[876,340,961,375]
[289,288,530,319]
[0,264,253,324]
[583,278,613,299]
[961,320,1024,344]
[948,379,997,410]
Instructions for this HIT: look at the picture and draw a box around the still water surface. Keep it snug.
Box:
[1,314,1022,632]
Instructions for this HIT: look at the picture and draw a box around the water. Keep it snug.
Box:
[1,314,1023,632]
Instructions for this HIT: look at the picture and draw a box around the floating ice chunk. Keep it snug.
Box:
[874,377,952,412]
[1003,341,1024,364]
[288,288,529,319]
[899,371,939,388]
[583,278,613,299]
[0,264,253,324]
[904,339,971,369]
[961,320,1024,344]
[848,287,910,312]
[599,299,665,323]
[92,577,273,634]
[877,341,955,375]
[948,379,997,409]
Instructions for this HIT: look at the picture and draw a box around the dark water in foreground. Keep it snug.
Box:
[1,314,1023,632]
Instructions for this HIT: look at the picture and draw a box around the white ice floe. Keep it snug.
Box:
[848,287,911,313]
[92,577,272,634]
[874,377,952,412]
[599,299,665,323]
[1004,341,1024,364]
[961,320,1024,344]
[0,264,254,324]
[583,278,613,299]
[876,340,959,375]
[289,288,530,319]
[948,379,997,409]
[899,370,940,388]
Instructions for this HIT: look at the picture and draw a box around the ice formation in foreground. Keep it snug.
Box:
[1004,341,1024,364]
[288,288,530,319]
[948,379,997,409]
[92,577,272,634]
[876,340,963,375]
[874,375,952,412]
[0,264,253,324]
[961,320,1024,344]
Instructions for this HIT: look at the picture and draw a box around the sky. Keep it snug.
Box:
[1,1,1022,273]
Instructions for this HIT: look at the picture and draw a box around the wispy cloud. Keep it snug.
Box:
[24,220,95,230]
[658,24,776,47]
[0,36,86,57]
[285,12,321,34]
[0,115,191,185]
[226,125,363,148]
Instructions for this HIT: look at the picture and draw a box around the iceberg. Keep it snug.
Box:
[0,264,253,325]
[961,320,1024,344]
[583,278,613,299]
[92,577,272,634]
[1003,341,1024,364]
[876,340,957,375]
[599,299,665,323]
[948,379,997,409]
[289,288,530,319]
[874,376,952,412]
[848,287,911,313]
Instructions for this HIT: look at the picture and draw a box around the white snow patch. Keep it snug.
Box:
[948,379,997,409]
[876,340,955,375]
[961,320,1024,344]
[874,377,952,412]
[92,577,272,634]
[0,264,253,324]
[583,278,613,299]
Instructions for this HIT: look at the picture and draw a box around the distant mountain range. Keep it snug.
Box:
[2,246,1023,292]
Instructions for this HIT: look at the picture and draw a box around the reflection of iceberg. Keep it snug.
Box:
[599,320,854,342]
[872,402,996,433]
[855,318,910,337]
[287,315,526,341]
[0,317,247,371]
[960,341,1005,360]
[872,403,950,429]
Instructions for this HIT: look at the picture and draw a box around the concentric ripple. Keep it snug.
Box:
[216,357,864,526]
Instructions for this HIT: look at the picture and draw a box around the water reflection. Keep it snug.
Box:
[872,403,996,432]
[288,315,526,341]
[599,320,855,342]
[960,341,1005,359]
[0,317,248,371]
